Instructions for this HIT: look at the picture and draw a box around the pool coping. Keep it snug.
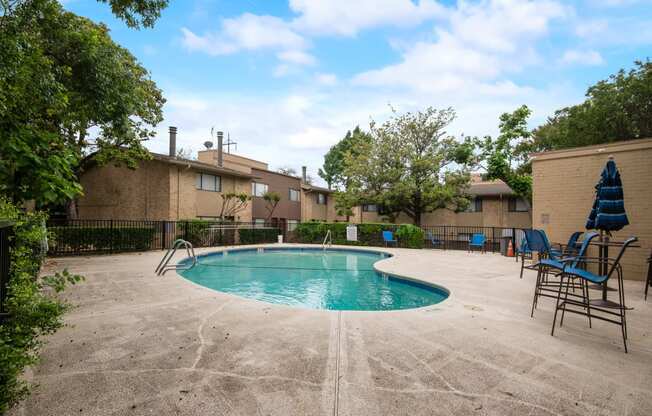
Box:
[174,243,452,312]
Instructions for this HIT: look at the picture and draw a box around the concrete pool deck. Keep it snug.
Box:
[10,245,652,416]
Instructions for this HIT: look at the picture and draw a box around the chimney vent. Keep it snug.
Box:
[302,166,307,183]
[169,126,177,157]
[217,131,224,166]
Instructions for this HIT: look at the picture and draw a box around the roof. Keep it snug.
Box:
[530,137,652,162]
[151,153,257,179]
[301,183,335,194]
[468,180,515,196]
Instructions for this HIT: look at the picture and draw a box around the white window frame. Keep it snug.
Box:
[252,182,268,197]
[287,219,299,231]
[289,188,300,202]
[317,193,326,205]
[362,204,378,212]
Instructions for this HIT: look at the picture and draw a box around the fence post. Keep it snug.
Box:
[161,221,167,250]
[184,221,189,242]
[109,219,114,254]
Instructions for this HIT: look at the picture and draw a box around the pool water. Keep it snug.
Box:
[178,248,448,311]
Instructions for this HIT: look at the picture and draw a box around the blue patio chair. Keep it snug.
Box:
[552,237,638,352]
[382,230,397,247]
[516,236,532,267]
[468,233,486,253]
[529,230,599,317]
[426,231,444,249]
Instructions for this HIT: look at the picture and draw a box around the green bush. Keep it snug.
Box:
[239,228,279,244]
[395,224,425,249]
[178,220,236,247]
[294,222,425,248]
[0,199,83,413]
[49,225,156,253]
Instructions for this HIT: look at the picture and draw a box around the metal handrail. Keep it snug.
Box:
[322,230,332,250]
[155,239,197,276]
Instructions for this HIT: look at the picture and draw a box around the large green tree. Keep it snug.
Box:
[319,126,372,190]
[480,105,534,202]
[0,0,166,209]
[342,107,475,226]
[533,60,652,151]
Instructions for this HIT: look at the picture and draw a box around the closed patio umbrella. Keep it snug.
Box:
[586,156,629,303]
[586,157,629,232]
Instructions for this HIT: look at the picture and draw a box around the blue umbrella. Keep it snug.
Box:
[586,158,629,232]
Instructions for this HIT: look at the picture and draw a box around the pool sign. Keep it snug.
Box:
[346,225,358,241]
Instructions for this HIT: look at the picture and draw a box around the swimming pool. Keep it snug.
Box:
[178,247,448,311]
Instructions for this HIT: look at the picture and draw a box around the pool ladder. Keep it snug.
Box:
[322,230,332,250]
[156,239,197,276]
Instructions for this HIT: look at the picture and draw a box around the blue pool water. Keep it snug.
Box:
[178,248,448,311]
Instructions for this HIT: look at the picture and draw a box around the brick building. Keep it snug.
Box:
[531,138,652,281]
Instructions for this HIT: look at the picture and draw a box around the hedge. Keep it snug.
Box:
[293,222,425,249]
[49,226,156,253]
[239,228,279,245]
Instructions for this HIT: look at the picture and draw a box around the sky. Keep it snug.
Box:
[62,0,652,185]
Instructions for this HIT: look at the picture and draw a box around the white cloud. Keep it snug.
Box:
[560,49,605,66]
[353,0,567,93]
[575,19,609,38]
[289,0,447,36]
[277,50,316,66]
[181,13,306,56]
[315,73,338,86]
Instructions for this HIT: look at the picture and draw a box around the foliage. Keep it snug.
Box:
[218,192,251,220]
[262,192,281,220]
[0,198,83,412]
[341,107,475,226]
[533,60,652,150]
[395,224,425,249]
[319,126,372,190]
[48,225,156,253]
[333,190,360,221]
[480,105,534,202]
[239,228,279,245]
[293,222,425,249]
[0,0,165,207]
[97,0,169,28]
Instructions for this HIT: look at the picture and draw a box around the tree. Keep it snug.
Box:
[277,166,298,176]
[533,60,652,151]
[342,107,475,226]
[263,192,281,221]
[319,126,372,190]
[480,105,534,202]
[0,0,165,209]
[218,192,250,220]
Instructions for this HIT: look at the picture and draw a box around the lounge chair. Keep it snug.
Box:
[382,231,397,247]
[468,233,486,253]
[527,230,598,317]
[552,237,638,352]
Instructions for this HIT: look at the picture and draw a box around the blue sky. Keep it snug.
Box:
[63,0,652,185]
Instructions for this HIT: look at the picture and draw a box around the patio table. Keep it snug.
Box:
[588,238,641,308]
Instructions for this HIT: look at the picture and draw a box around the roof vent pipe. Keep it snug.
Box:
[217,131,224,166]
[169,126,177,157]
[302,166,307,183]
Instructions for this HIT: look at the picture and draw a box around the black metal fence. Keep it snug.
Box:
[421,225,525,252]
[47,220,282,256]
[0,223,12,320]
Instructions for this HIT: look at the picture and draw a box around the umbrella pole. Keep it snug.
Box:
[602,231,609,301]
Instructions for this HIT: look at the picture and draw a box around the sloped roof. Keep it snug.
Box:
[468,180,515,196]
[151,153,257,179]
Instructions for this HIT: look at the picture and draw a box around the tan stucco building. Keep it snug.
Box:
[531,138,652,281]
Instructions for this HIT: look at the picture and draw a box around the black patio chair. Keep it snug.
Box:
[551,237,638,353]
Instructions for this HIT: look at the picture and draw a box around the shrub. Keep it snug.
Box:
[239,228,279,244]
[395,224,425,249]
[48,225,156,253]
[0,199,82,413]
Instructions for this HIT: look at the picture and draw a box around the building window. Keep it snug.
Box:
[362,204,378,212]
[253,218,266,227]
[287,219,299,231]
[196,173,221,192]
[509,197,529,212]
[317,193,326,205]
[289,188,300,202]
[465,197,483,212]
[252,182,268,197]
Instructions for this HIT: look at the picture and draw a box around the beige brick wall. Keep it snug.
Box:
[78,161,171,220]
[532,138,652,281]
[79,160,252,221]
